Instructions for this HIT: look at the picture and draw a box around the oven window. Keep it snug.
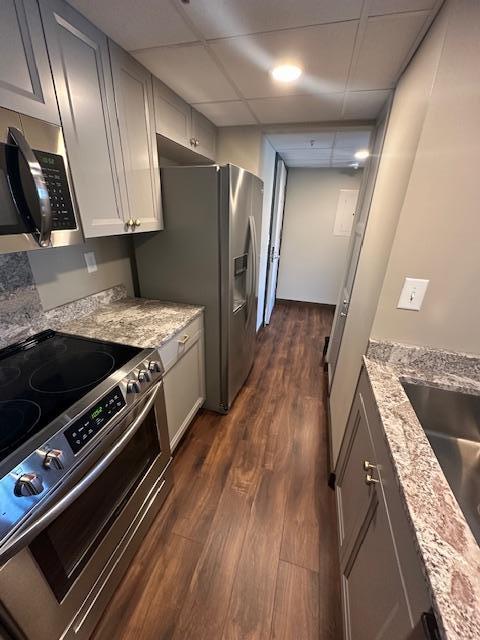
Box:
[29,409,160,602]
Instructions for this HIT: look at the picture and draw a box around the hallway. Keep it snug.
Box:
[93,302,342,640]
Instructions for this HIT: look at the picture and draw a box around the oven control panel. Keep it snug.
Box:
[64,386,126,454]
[34,150,77,230]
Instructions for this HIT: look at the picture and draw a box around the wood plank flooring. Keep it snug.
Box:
[92,301,342,640]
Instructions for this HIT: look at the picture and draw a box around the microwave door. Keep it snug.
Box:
[7,127,52,247]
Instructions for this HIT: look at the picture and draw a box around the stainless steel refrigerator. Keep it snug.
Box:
[134,164,263,413]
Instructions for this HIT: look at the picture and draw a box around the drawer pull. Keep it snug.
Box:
[363,461,379,486]
[363,460,376,472]
[178,334,190,345]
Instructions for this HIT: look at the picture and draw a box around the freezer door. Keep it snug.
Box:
[225,165,262,408]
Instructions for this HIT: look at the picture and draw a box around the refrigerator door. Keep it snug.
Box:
[223,165,262,408]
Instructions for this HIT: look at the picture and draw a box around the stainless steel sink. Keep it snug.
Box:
[402,381,480,545]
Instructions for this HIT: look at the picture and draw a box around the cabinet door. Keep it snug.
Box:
[153,78,192,148]
[341,494,412,640]
[39,0,126,237]
[0,0,59,124]
[109,42,162,233]
[336,390,376,559]
[191,109,216,160]
[163,334,205,451]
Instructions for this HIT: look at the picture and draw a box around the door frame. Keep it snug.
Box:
[326,96,393,387]
[263,155,288,325]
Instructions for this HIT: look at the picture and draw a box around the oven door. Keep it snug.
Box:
[0,382,171,640]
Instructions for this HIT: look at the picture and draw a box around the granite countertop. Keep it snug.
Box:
[364,340,480,640]
[59,297,204,349]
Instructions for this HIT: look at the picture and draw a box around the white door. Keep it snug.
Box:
[264,157,287,324]
[327,98,392,384]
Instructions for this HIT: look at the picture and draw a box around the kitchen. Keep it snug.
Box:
[0,1,479,640]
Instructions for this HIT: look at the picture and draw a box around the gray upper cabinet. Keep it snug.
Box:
[153,76,217,162]
[39,0,126,237]
[153,78,192,149]
[0,0,59,124]
[109,42,162,233]
[191,108,216,160]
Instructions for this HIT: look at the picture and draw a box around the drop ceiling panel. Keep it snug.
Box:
[342,89,391,119]
[266,131,336,150]
[133,44,237,103]
[193,100,257,126]
[369,0,436,16]
[182,0,363,39]
[249,94,344,124]
[209,21,358,99]
[334,130,371,148]
[281,148,332,162]
[286,159,334,167]
[349,13,429,90]
[67,0,197,49]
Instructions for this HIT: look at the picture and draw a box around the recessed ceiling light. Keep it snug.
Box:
[271,64,302,83]
[354,149,370,160]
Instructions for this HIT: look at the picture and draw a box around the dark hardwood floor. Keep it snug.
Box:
[92,301,342,640]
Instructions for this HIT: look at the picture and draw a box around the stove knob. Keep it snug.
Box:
[127,379,141,394]
[137,369,151,384]
[148,360,162,373]
[14,473,44,497]
[43,449,65,471]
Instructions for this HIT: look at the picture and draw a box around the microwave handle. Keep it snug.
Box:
[8,127,52,247]
[0,382,164,566]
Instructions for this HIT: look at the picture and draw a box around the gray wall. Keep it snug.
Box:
[28,236,134,310]
[277,167,363,305]
[371,0,480,355]
[329,1,449,467]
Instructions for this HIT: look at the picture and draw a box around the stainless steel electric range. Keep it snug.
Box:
[0,330,172,640]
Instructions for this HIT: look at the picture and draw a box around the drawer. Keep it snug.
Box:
[159,314,203,373]
[336,388,377,559]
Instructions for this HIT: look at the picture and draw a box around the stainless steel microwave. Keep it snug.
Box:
[0,106,82,254]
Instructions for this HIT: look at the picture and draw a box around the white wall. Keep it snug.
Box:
[256,137,277,329]
[28,236,135,310]
[328,1,449,467]
[372,0,480,355]
[276,168,363,305]
[216,126,263,176]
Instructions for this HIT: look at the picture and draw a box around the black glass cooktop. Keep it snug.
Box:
[0,330,141,464]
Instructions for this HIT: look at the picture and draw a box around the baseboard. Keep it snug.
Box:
[276,299,336,311]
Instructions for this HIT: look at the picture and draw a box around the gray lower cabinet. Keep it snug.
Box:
[336,369,432,640]
[0,0,59,124]
[39,0,126,237]
[109,42,162,233]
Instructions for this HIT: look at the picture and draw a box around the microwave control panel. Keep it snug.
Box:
[34,150,77,230]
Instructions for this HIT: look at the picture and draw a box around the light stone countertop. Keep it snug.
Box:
[364,340,480,640]
[58,296,204,349]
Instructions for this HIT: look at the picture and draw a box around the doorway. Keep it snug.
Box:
[263,155,288,325]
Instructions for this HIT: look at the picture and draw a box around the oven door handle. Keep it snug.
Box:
[0,382,163,566]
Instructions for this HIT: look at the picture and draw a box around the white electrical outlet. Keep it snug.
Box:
[84,251,98,274]
[397,277,429,311]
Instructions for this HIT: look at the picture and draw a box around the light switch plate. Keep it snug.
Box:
[84,251,97,274]
[397,277,429,311]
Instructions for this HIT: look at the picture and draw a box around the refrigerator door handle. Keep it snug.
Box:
[246,215,257,328]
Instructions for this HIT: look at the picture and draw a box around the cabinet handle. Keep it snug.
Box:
[178,334,190,345]
[363,460,379,485]
[126,219,135,228]
[195,138,200,147]
[134,219,141,227]
[190,137,196,147]
[365,472,379,486]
